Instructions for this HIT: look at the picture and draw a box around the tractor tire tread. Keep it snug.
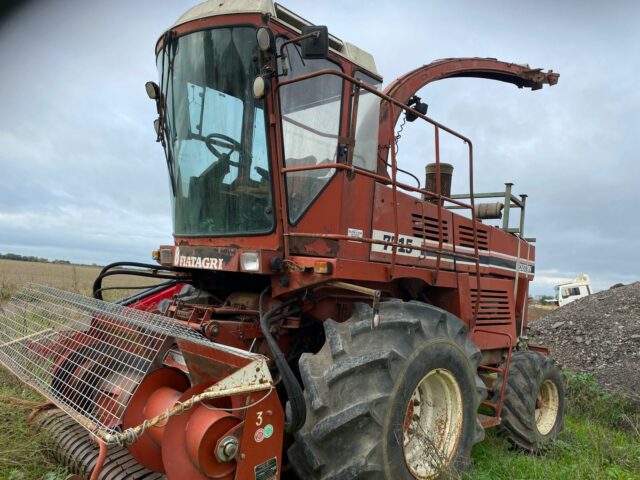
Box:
[289,301,486,480]
[494,350,565,452]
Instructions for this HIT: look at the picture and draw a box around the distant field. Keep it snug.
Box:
[528,303,557,322]
[0,259,161,303]
[0,259,101,297]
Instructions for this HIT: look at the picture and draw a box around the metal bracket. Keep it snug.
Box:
[326,281,382,328]
[371,290,382,328]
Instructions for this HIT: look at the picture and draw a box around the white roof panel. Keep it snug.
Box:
[167,0,378,76]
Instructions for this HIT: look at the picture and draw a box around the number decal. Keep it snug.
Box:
[381,233,413,253]
[256,411,263,426]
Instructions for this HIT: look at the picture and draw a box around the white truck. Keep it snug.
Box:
[555,274,592,307]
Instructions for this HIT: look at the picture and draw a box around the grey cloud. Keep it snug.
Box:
[1,0,638,293]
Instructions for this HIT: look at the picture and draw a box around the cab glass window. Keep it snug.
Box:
[278,39,343,223]
[353,71,382,171]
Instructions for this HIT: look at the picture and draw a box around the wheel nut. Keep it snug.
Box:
[216,436,239,462]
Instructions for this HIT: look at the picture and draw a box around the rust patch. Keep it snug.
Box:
[289,236,338,257]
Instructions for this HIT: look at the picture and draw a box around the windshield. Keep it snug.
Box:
[159,27,273,236]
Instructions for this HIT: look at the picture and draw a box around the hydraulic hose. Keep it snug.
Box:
[111,280,179,306]
[92,261,189,300]
[259,287,307,433]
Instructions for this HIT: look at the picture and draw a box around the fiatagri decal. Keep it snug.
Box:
[174,247,226,270]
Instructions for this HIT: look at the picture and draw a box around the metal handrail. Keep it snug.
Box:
[274,69,483,321]
[474,328,514,420]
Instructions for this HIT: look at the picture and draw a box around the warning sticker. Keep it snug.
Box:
[255,457,278,480]
[347,227,363,239]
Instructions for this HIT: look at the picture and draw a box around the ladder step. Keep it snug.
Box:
[478,365,504,373]
[478,414,501,428]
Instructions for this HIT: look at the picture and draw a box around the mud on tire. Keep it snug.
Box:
[495,350,565,452]
[288,301,486,480]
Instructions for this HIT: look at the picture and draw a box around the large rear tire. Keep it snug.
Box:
[288,301,486,480]
[496,351,565,452]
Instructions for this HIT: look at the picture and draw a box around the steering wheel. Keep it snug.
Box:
[205,133,241,166]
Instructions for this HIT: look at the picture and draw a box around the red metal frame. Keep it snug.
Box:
[273,67,485,319]
[474,329,514,425]
[0,11,562,480]
[116,13,553,479]
[127,283,185,312]
[148,14,544,425]
[378,57,559,175]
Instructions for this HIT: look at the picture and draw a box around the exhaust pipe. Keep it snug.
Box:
[424,162,454,203]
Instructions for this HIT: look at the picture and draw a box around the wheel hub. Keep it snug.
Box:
[535,379,559,435]
[402,368,463,479]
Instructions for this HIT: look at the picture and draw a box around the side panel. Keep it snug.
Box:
[369,183,455,270]
[469,276,517,350]
[288,175,343,257]
[453,215,535,281]
[337,173,376,260]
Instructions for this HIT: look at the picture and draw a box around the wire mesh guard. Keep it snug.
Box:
[0,283,214,438]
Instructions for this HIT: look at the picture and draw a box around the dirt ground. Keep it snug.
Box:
[527,303,557,322]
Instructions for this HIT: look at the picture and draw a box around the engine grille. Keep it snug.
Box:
[471,287,513,326]
[0,283,214,438]
[411,213,450,243]
[458,224,489,250]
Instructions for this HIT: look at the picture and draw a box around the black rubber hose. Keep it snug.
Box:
[96,280,180,305]
[93,271,188,300]
[259,287,306,433]
[92,261,187,300]
[97,261,181,275]
[115,281,179,306]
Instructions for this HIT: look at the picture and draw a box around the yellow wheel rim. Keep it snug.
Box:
[535,379,560,435]
[402,368,464,479]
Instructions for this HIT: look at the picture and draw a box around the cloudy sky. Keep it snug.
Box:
[1,0,638,294]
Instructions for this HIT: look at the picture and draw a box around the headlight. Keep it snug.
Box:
[240,252,260,272]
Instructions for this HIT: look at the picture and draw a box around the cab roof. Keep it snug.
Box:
[168,0,379,78]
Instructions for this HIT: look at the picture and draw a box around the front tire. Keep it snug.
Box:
[288,301,486,480]
[496,351,565,452]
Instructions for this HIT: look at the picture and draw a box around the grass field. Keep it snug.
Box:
[0,259,161,303]
[471,372,640,479]
[0,260,638,479]
[0,259,102,299]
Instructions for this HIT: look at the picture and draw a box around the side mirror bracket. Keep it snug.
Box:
[279,26,330,75]
[300,26,329,59]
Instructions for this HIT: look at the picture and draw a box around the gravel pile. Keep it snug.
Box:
[529,281,640,398]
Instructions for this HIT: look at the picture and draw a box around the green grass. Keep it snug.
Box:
[0,373,67,480]
[470,417,639,479]
[468,372,640,480]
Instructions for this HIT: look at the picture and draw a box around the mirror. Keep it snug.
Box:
[301,25,329,59]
